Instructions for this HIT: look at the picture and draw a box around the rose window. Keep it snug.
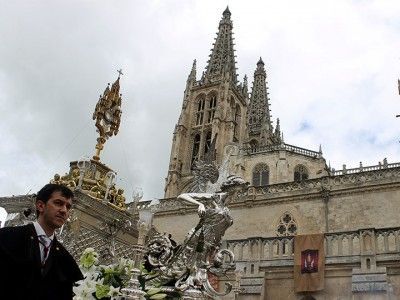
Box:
[276,213,298,236]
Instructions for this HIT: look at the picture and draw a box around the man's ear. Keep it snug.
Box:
[36,200,46,214]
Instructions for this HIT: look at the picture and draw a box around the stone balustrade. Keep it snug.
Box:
[241,143,322,159]
[332,161,400,176]
[225,227,400,265]
[138,164,400,214]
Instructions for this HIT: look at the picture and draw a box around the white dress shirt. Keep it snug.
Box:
[32,221,54,264]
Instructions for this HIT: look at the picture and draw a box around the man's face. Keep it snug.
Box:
[36,191,72,231]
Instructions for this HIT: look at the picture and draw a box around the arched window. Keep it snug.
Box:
[294,165,309,182]
[196,97,205,126]
[276,212,298,255]
[191,134,201,166]
[233,104,241,142]
[252,164,269,186]
[276,212,298,236]
[207,94,217,123]
[204,132,212,156]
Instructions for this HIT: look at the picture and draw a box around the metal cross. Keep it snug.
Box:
[117,69,123,77]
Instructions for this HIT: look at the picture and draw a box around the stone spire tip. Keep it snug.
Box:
[223,6,231,17]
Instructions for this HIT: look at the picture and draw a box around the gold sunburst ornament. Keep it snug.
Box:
[92,70,123,161]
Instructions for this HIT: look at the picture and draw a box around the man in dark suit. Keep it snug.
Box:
[0,184,84,300]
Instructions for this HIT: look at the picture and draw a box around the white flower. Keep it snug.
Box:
[73,273,104,300]
[108,285,121,299]
[75,248,135,300]
[73,278,97,300]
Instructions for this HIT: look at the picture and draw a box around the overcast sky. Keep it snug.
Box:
[1,0,400,218]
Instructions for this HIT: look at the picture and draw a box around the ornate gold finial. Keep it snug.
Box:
[92,71,123,161]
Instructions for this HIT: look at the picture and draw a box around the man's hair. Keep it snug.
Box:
[36,184,74,217]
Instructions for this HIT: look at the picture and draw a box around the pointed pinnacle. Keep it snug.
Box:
[257,57,265,66]
[188,59,197,81]
[223,6,231,17]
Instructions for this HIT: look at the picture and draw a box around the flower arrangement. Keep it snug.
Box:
[73,248,135,300]
[74,248,184,299]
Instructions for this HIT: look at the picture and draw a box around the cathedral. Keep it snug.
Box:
[150,7,400,300]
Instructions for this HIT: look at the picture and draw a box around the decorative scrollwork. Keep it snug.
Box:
[92,72,123,161]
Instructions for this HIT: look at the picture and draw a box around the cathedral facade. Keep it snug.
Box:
[153,8,400,300]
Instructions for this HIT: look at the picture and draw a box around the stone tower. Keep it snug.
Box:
[164,7,249,198]
[246,57,281,148]
[164,8,327,198]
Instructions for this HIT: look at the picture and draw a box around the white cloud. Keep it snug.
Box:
[0,0,399,199]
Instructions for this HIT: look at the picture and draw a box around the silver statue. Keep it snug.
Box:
[142,175,248,297]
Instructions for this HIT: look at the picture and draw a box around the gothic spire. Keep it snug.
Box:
[275,118,281,136]
[182,59,197,110]
[204,7,237,83]
[248,57,272,136]
[242,74,248,95]
[188,59,197,82]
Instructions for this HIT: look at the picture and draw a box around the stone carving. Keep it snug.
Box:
[146,166,400,215]
[204,7,237,84]
[4,196,36,227]
[226,227,400,262]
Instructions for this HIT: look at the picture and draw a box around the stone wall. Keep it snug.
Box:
[152,167,400,243]
[148,166,400,299]
[328,188,400,232]
[232,149,328,186]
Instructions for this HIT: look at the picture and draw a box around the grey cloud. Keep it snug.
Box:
[1,0,400,202]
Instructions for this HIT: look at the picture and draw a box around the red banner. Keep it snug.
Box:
[294,234,325,292]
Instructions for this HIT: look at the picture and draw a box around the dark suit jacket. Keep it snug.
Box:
[0,223,84,300]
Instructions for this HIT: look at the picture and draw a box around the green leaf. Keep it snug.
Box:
[147,287,162,295]
[95,284,110,299]
[149,293,167,299]
[140,263,149,274]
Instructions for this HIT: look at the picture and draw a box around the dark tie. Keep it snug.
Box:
[38,235,52,266]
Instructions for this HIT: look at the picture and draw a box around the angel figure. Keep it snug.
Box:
[142,175,248,296]
[177,175,248,269]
